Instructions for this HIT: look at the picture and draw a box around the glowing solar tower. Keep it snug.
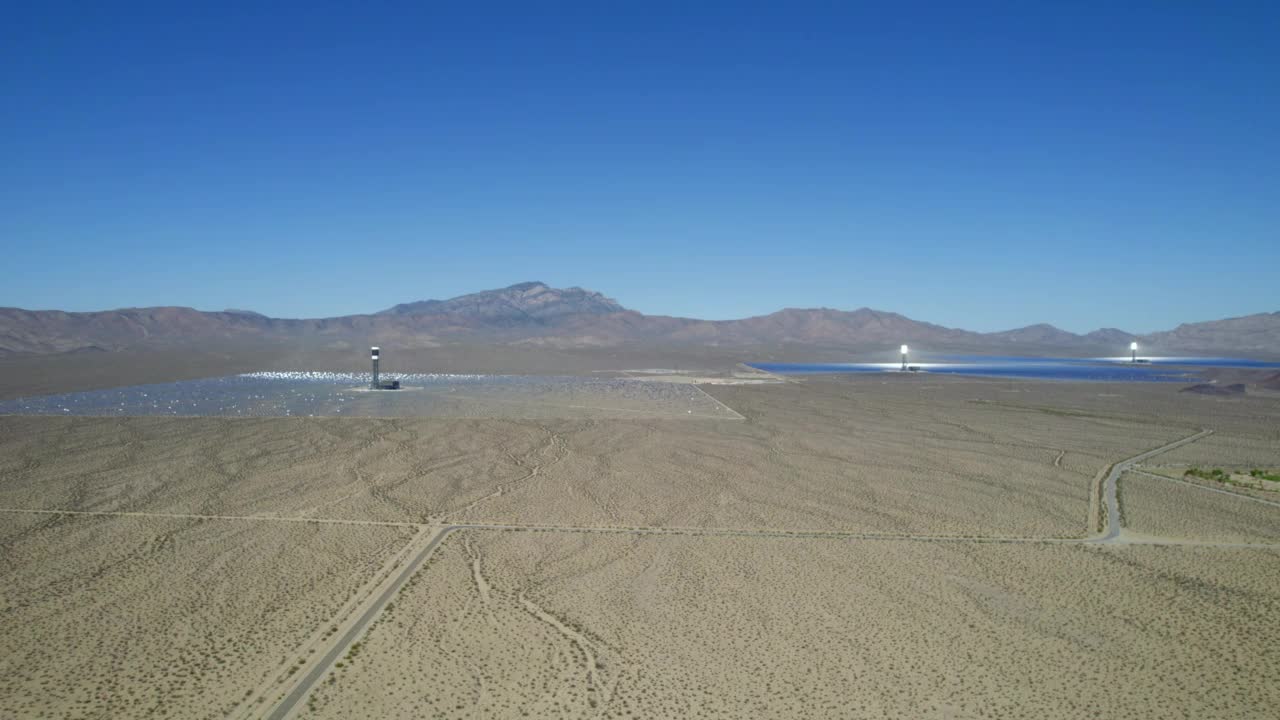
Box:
[371,346,380,389]
[1130,341,1138,363]
[901,344,909,371]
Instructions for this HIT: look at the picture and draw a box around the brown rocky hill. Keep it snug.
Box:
[379,281,626,320]
[985,323,1089,347]
[2,282,1277,357]
[1142,312,1280,355]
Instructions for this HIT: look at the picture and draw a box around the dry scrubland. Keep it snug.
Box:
[1158,431,1280,467]
[309,531,1280,720]
[0,416,553,524]
[0,378,1210,537]
[1119,471,1280,544]
[1139,465,1280,502]
[439,379,1192,537]
[1,372,1279,719]
[0,512,412,719]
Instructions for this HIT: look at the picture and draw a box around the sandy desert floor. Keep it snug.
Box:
[1,370,1278,718]
[1119,470,1280,544]
[307,532,1279,720]
[0,513,413,719]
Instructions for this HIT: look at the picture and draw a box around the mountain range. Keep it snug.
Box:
[2,281,1278,357]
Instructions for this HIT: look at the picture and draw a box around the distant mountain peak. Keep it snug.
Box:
[2,284,1276,356]
[1084,327,1137,344]
[378,282,627,320]
[505,280,550,291]
[987,323,1083,344]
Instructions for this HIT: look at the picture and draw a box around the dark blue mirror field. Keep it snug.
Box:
[747,356,1280,382]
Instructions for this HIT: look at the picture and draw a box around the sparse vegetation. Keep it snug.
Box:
[0,480,414,719]
[1187,466,1280,492]
[1126,471,1280,543]
[304,529,1280,719]
[1187,466,1230,482]
[2,378,1278,718]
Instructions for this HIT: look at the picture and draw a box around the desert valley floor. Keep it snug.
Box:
[1,372,1278,719]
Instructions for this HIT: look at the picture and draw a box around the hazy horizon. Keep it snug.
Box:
[4,278,1275,337]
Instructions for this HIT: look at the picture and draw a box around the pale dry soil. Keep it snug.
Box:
[0,377,1237,537]
[1158,431,1280,468]
[0,416,553,524]
[1119,471,1280,544]
[1138,465,1280,501]
[0,513,413,720]
[440,381,1172,537]
[308,530,1280,720]
[1,373,1278,719]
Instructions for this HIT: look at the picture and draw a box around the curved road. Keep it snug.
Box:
[1097,429,1213,543]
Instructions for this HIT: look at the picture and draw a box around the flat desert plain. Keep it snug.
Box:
[1,371,1278,719]
[308,532,1278,720]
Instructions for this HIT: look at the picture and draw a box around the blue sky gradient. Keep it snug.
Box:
[2,2,1277,332]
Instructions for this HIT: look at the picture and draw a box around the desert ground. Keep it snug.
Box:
[306,532,1278,720]
[1,353,1278,718]
[0,513,414,719]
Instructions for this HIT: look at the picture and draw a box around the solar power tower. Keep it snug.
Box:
[900,345,909,371]
[371,346,380,389]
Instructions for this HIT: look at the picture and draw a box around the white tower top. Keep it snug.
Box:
[900,345,909,355]
[1130,341,1138,351]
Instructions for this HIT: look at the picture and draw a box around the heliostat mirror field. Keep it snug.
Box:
[0,372,743,420]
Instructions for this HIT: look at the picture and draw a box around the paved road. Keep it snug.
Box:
[266,526,455,720]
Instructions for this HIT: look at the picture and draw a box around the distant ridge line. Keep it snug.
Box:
[1,283,1277,356]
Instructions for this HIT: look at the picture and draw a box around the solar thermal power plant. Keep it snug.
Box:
[5,3,1280,718]
[3,344,1278,720]
[370,346,400,390]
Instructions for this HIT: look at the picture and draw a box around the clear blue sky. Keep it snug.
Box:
[2,1,1276,333]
